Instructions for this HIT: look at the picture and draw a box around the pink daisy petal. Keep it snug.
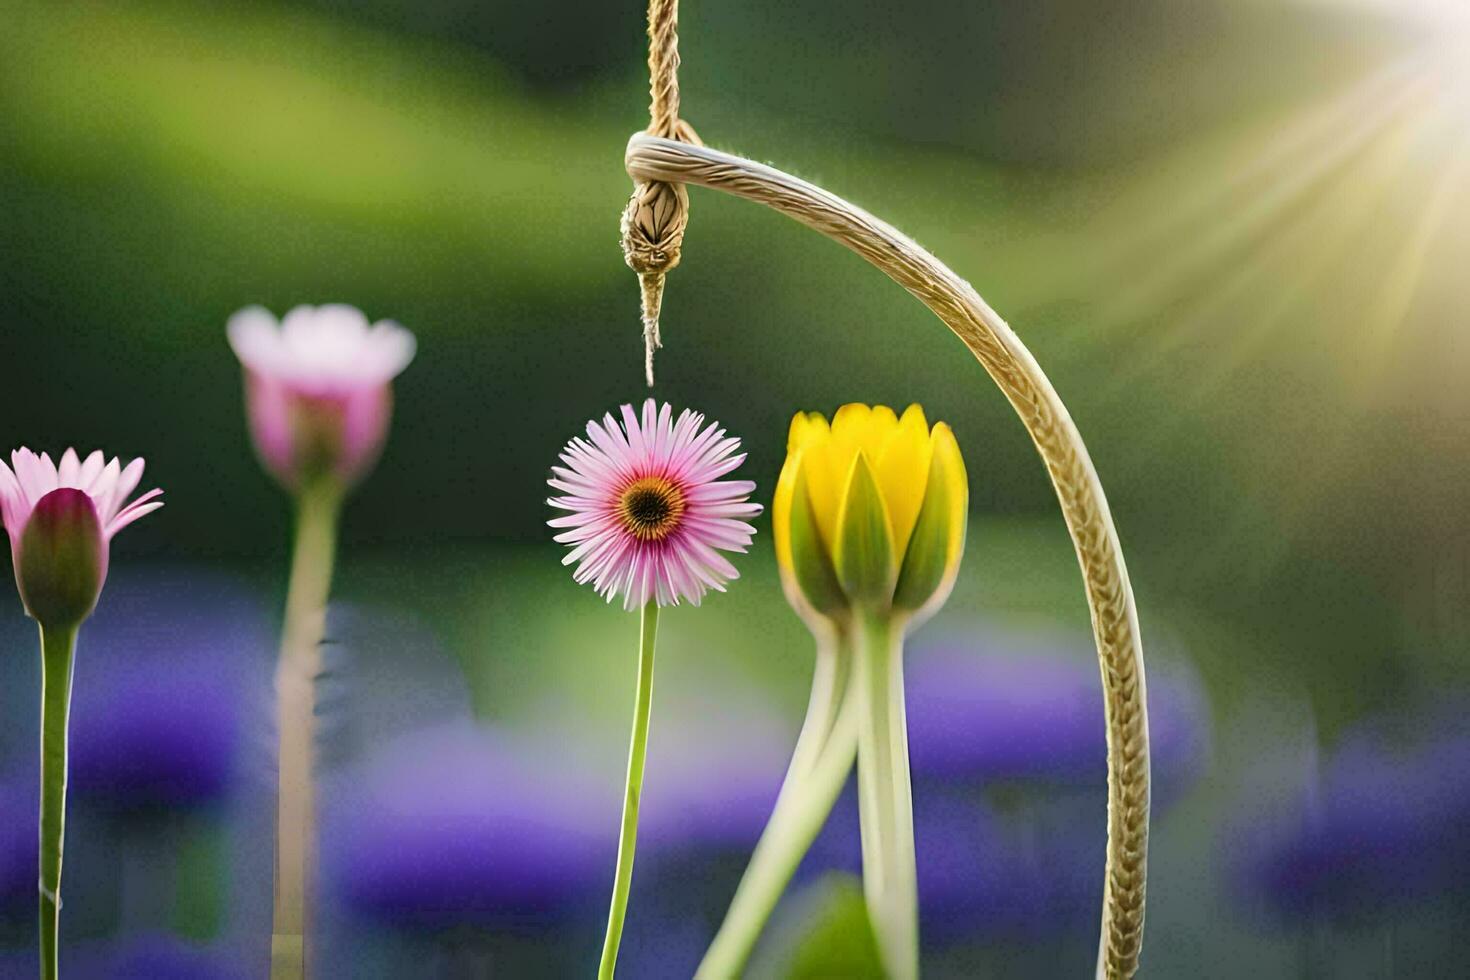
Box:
[15,451,46,502]
[233,304,414,394]
[107,499,164,537]
[112,458,146,511]
[0,447,163,550]
[91,458,122,524]
[107,487,164,533]
[58,449,81,486]
[37,453,58,491]
[78,451,106,490]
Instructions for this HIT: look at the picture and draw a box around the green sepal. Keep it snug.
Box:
[893,449,961,613]
[18,488,106,629]
[833,453,895,608]
[788,464,847,616]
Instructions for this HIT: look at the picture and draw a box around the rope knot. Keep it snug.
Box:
[621,178,689,278]
[622,117,699,386]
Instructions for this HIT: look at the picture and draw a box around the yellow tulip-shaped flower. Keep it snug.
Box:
[773,403,967,626]
[749,403,968,980]
[702,405,967,980]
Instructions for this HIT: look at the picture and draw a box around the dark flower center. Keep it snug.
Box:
[618,476,685,542]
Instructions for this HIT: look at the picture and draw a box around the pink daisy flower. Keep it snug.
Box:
[548,399,762,610]
[226,304,416,490]
[0,448,163,626]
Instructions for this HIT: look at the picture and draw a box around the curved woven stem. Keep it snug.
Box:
[625,132,1151,979]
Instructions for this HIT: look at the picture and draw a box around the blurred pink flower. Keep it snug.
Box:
[0,449,162,626]
[227,304,416,490]
[548,399,761,610]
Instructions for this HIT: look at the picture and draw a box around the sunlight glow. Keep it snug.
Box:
[1306,0,1470,94]
[1312,0,1470,31]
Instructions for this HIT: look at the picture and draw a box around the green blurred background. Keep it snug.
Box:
[2,0,1463,722]
[1,0,1467,976]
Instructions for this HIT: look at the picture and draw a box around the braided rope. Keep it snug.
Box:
[646,0,681,137]
[625,133,1152,978]
[621,0,699,385]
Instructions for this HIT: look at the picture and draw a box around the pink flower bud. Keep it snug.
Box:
[17,489,106,628]
[0,449,163,628]
[227,305,415,492]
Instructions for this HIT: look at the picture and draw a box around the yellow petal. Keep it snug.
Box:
[875,404,932,560]
[859,405,899,464]
[831,403,872,433]
[772,449,801,576]
[865,404,898,448]
[786,412,809,453]
[897,403,928,434]
[830,403,873,464]
[799,415,846,550]
[933,422,969,576]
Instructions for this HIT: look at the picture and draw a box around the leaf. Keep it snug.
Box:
[747,873,886,980]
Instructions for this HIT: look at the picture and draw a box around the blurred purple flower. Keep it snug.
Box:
[0,775,38,912]
[1229,705,1470,922]
[905,624,1210,793]
[64,572,270,812]
[814,785,1105,944]
[636,693,791,856]
[914,792,1049,941]
[68,670,241,811]
[323,722,612,931]
[71,933,245,980]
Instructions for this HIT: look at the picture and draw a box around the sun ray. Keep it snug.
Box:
[1087,55,1432,339]
[1092,60,1439,402]
[1358,121,1470,372]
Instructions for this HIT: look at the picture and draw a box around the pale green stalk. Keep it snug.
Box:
[780,626,849,784]
[855,612,917,980]
[37,623,78,980]
[696,628,859,979]
[598,600,660,980]
[271,480,343,980]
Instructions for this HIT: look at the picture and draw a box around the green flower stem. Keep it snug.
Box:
[696,629,860,979]
[855,612,917,980]
[784,626,849,782]
[598,599,660,980]
[37,623,78,980]
[271,480,343,980]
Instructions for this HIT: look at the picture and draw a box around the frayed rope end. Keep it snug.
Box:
[640,272,665,387]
